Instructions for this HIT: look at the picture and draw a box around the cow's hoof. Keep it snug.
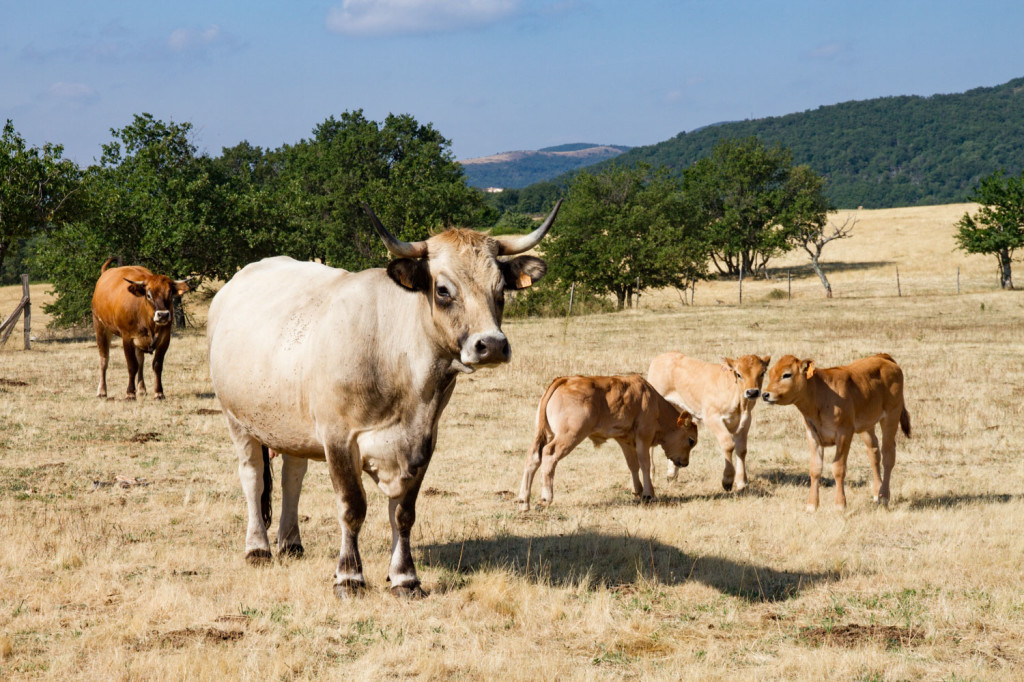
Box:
[97,392,107,399]
[805,504,818,513]
[518,501,530,512]
[155,393,165,400]
[874,497,889,508]
[333,580,366,599]
[640,494,655,504]
[390,582,427,599]
[722,480,734,492]
[279,544,304,559]
[125,393,137,401]
[245,549,273,566]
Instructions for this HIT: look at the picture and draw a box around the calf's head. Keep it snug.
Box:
[761,355,814,405]
[723,354,771,401]
[123,274,191,326]
[364,201,560,372]
[661,412,698,468]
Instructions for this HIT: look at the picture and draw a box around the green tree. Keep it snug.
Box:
[682,137,830,278]
[542,164,704,310]
[0,119,81,280]
[955,170,1024,289]
[36,114,257,326]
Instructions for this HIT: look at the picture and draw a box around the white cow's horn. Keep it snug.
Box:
[362,203,427,259]
[495,199,562,255]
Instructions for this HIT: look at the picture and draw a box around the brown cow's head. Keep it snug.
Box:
[123,275,191,326]
[722,354,771,401]
[761,355,814,405]
[661,411,699,468]
[364,202,559,373]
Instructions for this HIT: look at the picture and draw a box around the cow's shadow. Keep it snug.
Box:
[905,492,1022,510]
[419,531,826,602]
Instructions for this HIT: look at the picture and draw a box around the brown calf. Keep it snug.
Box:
[92,259,189,399]
[517,374,697,511]
[761,353,910,511]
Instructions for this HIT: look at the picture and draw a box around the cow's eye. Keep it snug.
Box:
[435,285,452,301]
[688,438,695,446]
[734,371,742,379]
[782,372,792,379]
[146,291,152,301]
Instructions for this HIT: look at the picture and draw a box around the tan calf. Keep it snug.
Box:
[762,353,911,511]
[647,353,770,491]
[517,374,697,511]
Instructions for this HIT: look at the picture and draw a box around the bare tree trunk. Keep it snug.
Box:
[999,250,1014,290]
[615,288,626,310]
[809,257,833,298]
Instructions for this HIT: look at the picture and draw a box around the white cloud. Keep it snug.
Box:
[46,82,98,104]
[809,42,845,60]
[167,25,223,53]
[326,0,519,36]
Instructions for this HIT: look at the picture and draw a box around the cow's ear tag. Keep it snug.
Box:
[517,272,533,289]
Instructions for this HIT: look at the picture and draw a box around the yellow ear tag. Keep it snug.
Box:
[517,272,533,288]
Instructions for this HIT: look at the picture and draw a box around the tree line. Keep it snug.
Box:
[3,113,1021,328]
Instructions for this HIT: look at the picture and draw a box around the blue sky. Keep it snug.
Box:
[3,1,1023,166]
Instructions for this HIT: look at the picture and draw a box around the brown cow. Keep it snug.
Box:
[92,259,190,399]
[517,374,697,511]
[761,353,910,511]
[647,353,770,491]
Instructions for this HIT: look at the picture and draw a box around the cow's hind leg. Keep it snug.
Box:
[518,431,547,511]
[832,433,853,509]
[387,473,428,598]
[325,443,368,598]
[877,413,900,506]
[227,418,272,564]
[861,429,883,503]
[277,454,308,557]
[94,317,110,398]
[539,434,583,507]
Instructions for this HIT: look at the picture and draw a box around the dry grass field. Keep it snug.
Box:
[1,203,1023,680]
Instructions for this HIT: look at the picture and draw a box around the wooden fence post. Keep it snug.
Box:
[21,274,30,350]
[738,264,744,305]
[788,271,792,301]
[896,266,902,297]
[0,274,31,350]
[957,267,961,294]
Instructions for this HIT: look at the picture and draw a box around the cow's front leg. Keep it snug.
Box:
[832,433,853,509]
[228,419,271,563]
[617,439,645,500]
[326,444,367,598]
[804,426,824,512]
[121,338,140,399]
[387,475,427,598]
[732,430,750,493]
[134,346,148,397]
[277,454,308,557]
[151,343,169,399]
[634,437,656,502]
[94,318,110,398]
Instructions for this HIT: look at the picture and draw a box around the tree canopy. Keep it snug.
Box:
[955,170,1024,289]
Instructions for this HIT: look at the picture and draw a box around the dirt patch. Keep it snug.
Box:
[129,432,160,444]
[799,624,923,648]
[134,627,244,650]
[423,487,455,497]
[194,408,222,415]
[0,378,28,387]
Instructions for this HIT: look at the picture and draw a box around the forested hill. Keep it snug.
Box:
[460,143,629,189]
[579,77,1024,208]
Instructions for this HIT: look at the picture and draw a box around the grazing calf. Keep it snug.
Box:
[92,259,190,399]
[517,374,697,511]
[761,354,910,511]
[647,353,770,491]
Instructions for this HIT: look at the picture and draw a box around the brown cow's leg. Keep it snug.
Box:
[805,428,824,512]
[94,316,110,398]
[832,433,853,509]
[877,414,900,506]
[151,342,169,399]
[387,474,427,598]
[325,443,367,598]
[617,438,644,499]
[709,419,739,492]
[518,431,546,511]
[121,337,139,399]
[632,436,656,502]
[861,429,883,502]
[277,454,308,557]
[134,346,147,397]
[539,434,582,507]
[227,418,272,564]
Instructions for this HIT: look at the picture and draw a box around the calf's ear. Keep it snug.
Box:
[386,258,429,291]
[501,256,546,290]
[123,278,146,297]
[174,280,191,295]
[761,355,771,366]
[720,357,735,372]
[677,412,694,428]
[801,359,816,378]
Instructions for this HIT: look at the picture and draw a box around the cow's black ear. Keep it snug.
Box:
[386,258,429,291]
[123,278,146,297]
[501,255,547,290]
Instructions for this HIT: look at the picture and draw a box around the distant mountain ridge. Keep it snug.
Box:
[522,77,1024,209]
[460,143,630,189]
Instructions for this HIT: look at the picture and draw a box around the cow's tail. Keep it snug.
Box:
[899,407,911,438]
[100,256,122,273]
[532,377,567,458]
[260,444,273,528]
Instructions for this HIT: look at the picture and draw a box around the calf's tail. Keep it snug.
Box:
[532,377,568,456]
[260,444,273,527]
[900,407,911,438]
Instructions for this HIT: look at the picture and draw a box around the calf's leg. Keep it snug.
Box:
[832,433,853,509]
[518,431,546,511]
[539,434,583,507]
[877,413,900,506]
[804,428,825,512]
[94,318,110,398]
[861,429,883,502]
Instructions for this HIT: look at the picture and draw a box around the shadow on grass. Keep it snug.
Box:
[759,468,872,489]
[419,531,826,602]
[905,492,1022,510]
[765,260,894,279]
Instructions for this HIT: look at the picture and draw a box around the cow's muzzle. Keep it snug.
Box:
[761,392,777,404]
[462,331,510,366]
[744,388,761,400]
[153,310,171,325]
